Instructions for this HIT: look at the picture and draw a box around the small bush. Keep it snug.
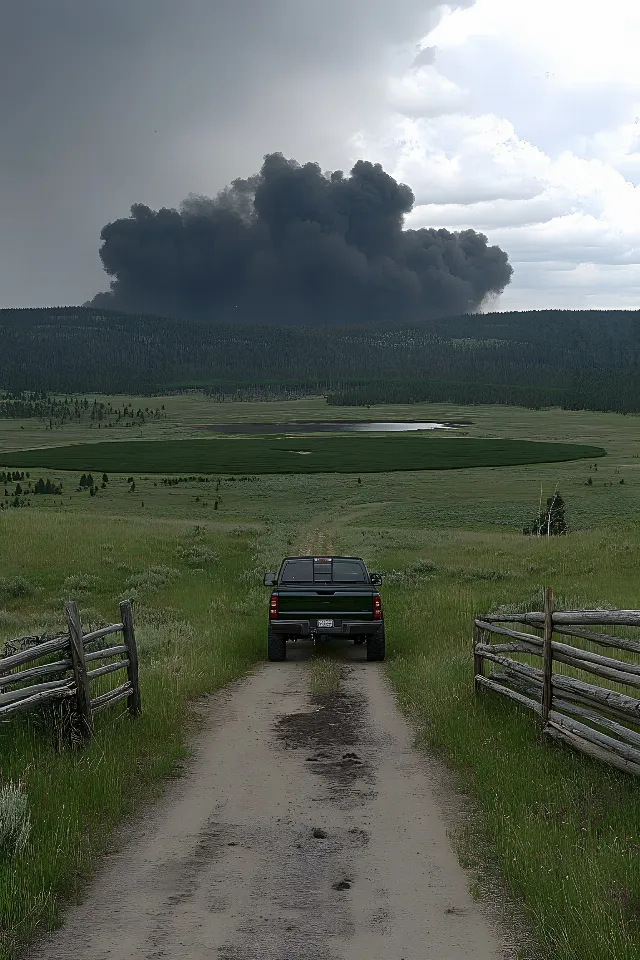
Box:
[0,576,35,599]
[0,781,31,860]
[178,545,218,567]
[124,566,180,594]
[136,611,195,657]
[62,574,101,596]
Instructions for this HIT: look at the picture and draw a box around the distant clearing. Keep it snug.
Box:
[0,436,606,474]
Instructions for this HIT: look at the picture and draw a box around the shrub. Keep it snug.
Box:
[0,781,31,860]
[0,576,35,599]
[123,566,180,595]
[178,545,218,567]
[62,574,101,596]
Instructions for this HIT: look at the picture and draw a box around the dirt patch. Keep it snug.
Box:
[275,670,376,809]
[203,820,357,960]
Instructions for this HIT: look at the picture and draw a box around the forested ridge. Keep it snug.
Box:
[1,305,640,412]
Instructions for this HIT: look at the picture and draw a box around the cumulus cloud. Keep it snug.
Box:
[387,66,469,119]
[354,0,640,309]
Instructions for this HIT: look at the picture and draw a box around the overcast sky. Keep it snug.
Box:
[1,0,639,312]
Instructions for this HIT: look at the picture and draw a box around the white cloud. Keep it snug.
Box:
[387,65,468,118]
[352,0,640,309]
[353,114,549,205]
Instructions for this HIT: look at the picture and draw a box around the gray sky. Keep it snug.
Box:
[0,0,452,307]
[2,0,640,311]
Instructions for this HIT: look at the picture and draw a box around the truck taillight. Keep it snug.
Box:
[269,594,278,620]
[373,594,382,619]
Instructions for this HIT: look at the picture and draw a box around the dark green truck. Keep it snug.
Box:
[263,555,385,662]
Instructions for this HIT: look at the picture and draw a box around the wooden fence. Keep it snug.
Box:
[473,588,640,775]
[0,600,140,744]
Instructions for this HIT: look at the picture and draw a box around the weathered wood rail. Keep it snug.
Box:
[0,600,140,744]
[473,588,640,775]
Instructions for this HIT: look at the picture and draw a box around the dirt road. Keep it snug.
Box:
[28,646,516,960]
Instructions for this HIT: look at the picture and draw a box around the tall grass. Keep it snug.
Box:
[310,650,342,695]
[0,784,31,862]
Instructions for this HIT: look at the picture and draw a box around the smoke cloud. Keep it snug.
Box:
[89,153,513,324]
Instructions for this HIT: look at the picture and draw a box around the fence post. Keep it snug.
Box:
[473,621,484,692]
[541,586,554,726]
[120,600,141,717]
[65,601,92,744]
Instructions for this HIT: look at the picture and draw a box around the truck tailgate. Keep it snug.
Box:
[277,591,374,619]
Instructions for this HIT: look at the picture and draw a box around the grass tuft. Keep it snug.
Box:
[310,655,342,695]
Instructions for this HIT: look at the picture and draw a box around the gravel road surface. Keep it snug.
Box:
[27,646,517,960]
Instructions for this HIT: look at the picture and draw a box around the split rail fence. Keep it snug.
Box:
[0,599,140,744]
[473,588,640,775]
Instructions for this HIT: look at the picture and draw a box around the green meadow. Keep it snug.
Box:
[1,395,640,959]
[0,435,605,475]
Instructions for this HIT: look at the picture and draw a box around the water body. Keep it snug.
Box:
[204,420,471,435]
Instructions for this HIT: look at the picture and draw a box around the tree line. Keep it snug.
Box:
[0,390,167,425]
[1,306,640,413]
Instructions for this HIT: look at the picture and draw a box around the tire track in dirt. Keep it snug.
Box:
[26,651,518,960]
[296,526,335,556]
[295,501,394,556]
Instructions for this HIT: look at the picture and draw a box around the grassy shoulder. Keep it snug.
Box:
[0,512,263,959]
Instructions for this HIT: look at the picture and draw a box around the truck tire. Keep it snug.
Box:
[366,628,385,662]
[268,626,287,662]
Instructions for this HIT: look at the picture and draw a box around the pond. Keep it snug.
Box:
[203,420,471,434]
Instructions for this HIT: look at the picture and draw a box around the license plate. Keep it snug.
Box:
[317,619,334,628]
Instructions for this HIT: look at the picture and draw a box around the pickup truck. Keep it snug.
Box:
[263,555,385,662]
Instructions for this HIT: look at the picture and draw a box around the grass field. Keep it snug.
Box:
[1,394,640,959]
[0,435,605,474]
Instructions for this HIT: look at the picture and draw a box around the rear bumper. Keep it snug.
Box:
[270,619,383,637]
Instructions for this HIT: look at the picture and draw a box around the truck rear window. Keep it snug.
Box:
[280,559,314,582]
[279,558,368,583]
[332,560,367,582]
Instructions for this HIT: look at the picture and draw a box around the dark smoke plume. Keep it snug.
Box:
[88,153,513,324]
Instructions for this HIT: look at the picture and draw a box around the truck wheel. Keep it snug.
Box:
[366,628,385,662]
[268,626,287,662]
